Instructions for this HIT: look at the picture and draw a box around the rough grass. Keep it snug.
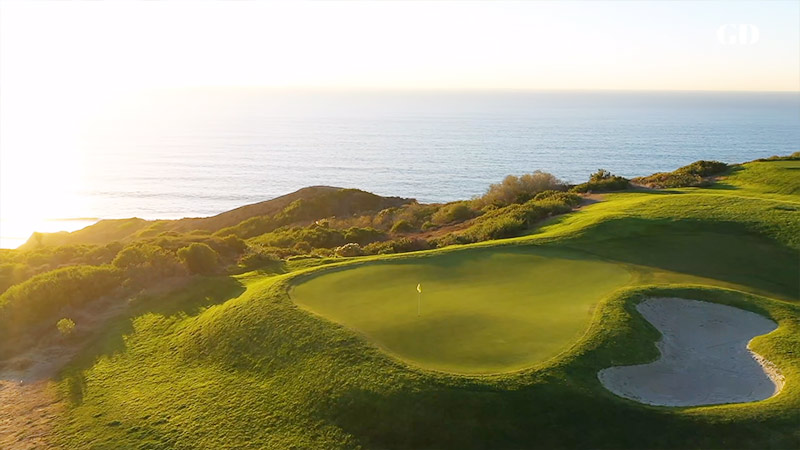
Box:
[51,160,800,449]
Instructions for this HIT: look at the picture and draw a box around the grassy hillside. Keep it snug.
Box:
[39,157,799,449]
[18,187,413,249]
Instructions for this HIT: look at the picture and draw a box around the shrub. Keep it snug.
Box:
[343,227,386,246]
[177,243,220,275]
[532,190,582,206]
[335,243,363,257]
[632,160,729,188]
[254,226,345,249]
[633,171,702,189]
[113,243,186,284]
[391,220,416,234]
[215,235,248,256]
[431,202,477,225]
[454,194,579,243]
[431,233,476,247]
[364,238,430,255]
[0,263,28,294]
[681,160,728,177]
[571,169,630,193]
[756,151,800,162]
[238,246,282,270]
[0,265,121,344]
[293,241,313,254]
[214,215,276,239]
[57,318,76,337]
[476,171,565,207]
[466,216,526,240]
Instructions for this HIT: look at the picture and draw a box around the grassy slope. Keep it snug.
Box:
[53,160,800,449]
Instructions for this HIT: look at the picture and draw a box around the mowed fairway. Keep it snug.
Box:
[292,246,631,373]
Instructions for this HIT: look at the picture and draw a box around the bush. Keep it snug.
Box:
[476,171,565,207]
[0,265,121,344]
[343,227,386,246]
[571,169,630,193]
[756,151,800,162]
[431,233,476,247]
[177,243,220,275]
[391,220,416,234]
[0,263,28,294]
[632,160,728,188]
[632,171,702,189]
[335,243,363,257]
[364,238,430,255]
[681,160,728,177]
[113,243,186,285]
[215,235,248,256]
[532,190,582,206]
[238,246,282,271]
[466,216,526,240]
[57,318,76,337]
[454,193,579,243]
[431,202,478,225]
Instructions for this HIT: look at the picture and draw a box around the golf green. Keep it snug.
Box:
[292,246,632,374]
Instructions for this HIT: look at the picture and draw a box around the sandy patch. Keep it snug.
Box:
[598,298,783,407]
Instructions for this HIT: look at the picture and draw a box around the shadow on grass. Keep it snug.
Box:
[324,379,795,449]
[555,218,799,301]
[60,276,245,405]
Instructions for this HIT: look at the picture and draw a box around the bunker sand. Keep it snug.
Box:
[599,298,783,407]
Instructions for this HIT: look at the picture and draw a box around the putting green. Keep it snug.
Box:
[292,246,631,374]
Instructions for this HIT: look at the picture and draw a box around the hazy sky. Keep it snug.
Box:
[1,0,798,98]
[1,0,798,247]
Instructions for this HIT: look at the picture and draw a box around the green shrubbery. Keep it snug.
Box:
[571,169,630,193]
[177,243,221,275]
[363,238,431,255]
[442,193,581,244]
[57,317,76,337]
[475,171,566,207]
[391,219,416,233]
[334,243,364,257]
[756,151,800,162]
[0,265,121,345]
[0,242,123,294]
[632,160,728,188]
[252,225,386,251]
[113,243,186,285]
[238,246,284,271]
[431,202,478,225]
[533,190,583,206]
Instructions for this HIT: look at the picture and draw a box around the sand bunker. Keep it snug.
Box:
[598,298,783,407]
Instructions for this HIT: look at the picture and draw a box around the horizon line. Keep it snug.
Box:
[137,86,800,94]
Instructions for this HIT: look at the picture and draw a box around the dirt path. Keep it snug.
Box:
[0,380,63,449]
[598,297,783,407]
[0,346,75,450]
[0,292,141,449]
[0,278,190,449]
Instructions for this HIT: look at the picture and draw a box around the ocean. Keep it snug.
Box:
[1,90,798,248]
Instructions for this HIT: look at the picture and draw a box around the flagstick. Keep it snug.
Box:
[417,291,421,317]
